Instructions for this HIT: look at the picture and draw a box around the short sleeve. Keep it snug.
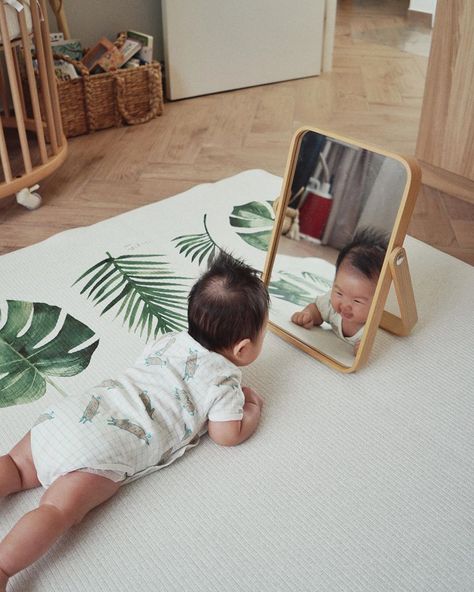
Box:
[315,291,332,322]
[208,375,245,422]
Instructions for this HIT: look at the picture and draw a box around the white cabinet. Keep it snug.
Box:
[162,0,335,100]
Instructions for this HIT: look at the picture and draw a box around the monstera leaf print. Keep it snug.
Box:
[0,300,99,407]
[229,201,275,251]
[172,214,220,265]
[269,271,333,306]
[74,253,189,340]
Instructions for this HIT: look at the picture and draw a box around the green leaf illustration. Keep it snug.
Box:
[269,271,333,306]
[229,201,275,251]
[0,300,99,408]
[172,214,220,266]
[237,230,273,251]
[74,253,190,340]
[229,201,275,228]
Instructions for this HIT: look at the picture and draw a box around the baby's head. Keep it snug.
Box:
[331,228,388,326]
[188,251,269,366]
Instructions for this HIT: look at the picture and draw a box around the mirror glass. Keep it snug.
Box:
[267,130,409,368]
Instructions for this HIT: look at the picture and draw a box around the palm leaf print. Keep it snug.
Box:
[172,214,220,265]
[229,201,275,251]
[269,271,333,306]
[73,253,190,340]
[0,300,99,407]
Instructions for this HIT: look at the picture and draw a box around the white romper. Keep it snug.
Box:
[315,291,365,346]
[30,332,244,487]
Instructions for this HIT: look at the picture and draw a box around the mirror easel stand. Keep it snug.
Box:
[380,246,417,336]
[335,245,418,373]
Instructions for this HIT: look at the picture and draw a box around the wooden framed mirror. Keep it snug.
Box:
[262,127,421,372]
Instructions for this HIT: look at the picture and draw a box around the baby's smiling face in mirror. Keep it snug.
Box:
[330,261,378,327]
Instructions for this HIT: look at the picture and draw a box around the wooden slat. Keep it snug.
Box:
[0,2,32,173]
[0,118,13,183]
[12,46,26,121]
[18,3,48,164]
[30,0,58,152]
[39,0,64,144]
[48,0,71,39]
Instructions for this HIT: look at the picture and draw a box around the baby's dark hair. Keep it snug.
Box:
[187,251,269,352]
[336,227,389,281]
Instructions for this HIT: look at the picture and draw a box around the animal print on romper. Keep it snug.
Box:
[216,376,240,390]
[139,391,155,419]
[183,349,199,381]
[79,395,101,423]
[107,417,151,445]
[97,379,124,390]
[33,411,55,427]
[145,335,176,367]
[174,387,196,415]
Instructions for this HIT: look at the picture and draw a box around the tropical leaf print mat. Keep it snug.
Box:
[0,170,334,419]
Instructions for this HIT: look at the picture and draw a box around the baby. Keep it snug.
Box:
[0,251,269,591]
[291,228,388,352]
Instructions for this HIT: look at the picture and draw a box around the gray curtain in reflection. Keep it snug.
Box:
[356,157,407,235]
[321,146,381,250]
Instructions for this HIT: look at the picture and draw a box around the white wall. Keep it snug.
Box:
[46,0,164,60]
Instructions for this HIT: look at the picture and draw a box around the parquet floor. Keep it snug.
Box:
[0,0,473,265]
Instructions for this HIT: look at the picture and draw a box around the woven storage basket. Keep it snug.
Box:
[54,56,163,138]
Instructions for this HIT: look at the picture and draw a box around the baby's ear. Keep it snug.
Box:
[232,338,251,360]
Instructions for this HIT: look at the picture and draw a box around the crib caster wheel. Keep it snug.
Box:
[16,185,42,210]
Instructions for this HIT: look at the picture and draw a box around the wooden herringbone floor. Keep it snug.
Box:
[0,0,473,264]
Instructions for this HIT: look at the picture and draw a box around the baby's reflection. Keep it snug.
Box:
[291,228,388,354]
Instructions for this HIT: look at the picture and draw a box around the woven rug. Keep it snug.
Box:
[1,170,473,591]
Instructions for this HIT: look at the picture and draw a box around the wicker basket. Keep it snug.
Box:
[54,55,164,138]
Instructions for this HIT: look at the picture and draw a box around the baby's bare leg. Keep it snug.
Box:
[0,471,119,591]
[0,433,40,498]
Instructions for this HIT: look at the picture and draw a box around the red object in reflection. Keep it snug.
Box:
[299,188,333,240]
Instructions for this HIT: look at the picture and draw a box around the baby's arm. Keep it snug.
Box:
[208,387,263,447]
[291,302,323,329]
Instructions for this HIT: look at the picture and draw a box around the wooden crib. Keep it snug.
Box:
[0,0,67,209]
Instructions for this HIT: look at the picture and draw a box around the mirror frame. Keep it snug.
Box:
[262,126,422,373]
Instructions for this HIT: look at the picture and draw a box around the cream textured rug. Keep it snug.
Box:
[1,170,473,591]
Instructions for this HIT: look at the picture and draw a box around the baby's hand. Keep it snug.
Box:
[291,310,314,329]
[242,386,264,409]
